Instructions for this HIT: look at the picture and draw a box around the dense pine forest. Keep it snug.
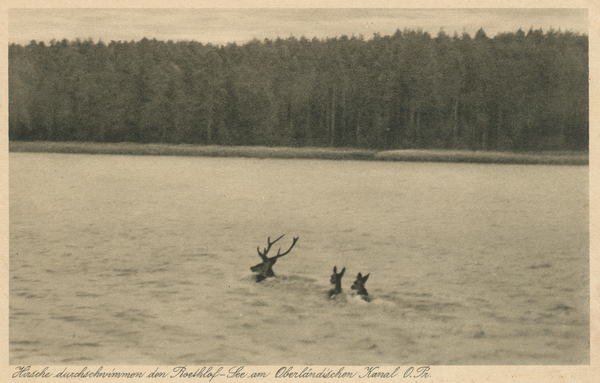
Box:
[9,28,588,151]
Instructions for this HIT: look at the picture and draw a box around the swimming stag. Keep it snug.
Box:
[251,234,299,282]
[328,266,346,299]
[351,272,371,302]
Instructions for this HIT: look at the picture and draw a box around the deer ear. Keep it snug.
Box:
[363,273,370,282]
[340,267,346,276]
[357,272,362,279]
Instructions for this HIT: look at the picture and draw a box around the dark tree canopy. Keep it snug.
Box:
[9,29,589,151]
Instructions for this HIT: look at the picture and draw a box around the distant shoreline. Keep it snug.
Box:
[9,141,589,166]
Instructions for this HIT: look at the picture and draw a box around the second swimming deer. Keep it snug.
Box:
[328,266,346,299]
[351,272,371,302]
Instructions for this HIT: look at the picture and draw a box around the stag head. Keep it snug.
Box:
[251,235,299,282]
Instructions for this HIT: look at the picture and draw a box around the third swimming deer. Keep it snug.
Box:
[351,272,371,302]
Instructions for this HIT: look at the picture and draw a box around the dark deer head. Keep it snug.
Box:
[251,235,299,282]
[328,266,346,298]
[351,272,370,301]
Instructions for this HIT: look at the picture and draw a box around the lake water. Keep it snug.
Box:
[9,152,589,365]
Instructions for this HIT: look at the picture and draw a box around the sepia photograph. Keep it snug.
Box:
[3,2,595,380]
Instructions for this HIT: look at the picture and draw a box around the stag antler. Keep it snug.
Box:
[257,234,285,260]
[273,236,299,260]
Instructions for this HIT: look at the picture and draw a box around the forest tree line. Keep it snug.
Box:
[9,28,588,151]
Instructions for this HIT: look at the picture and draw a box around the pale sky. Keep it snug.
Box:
[9,8,588,46]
